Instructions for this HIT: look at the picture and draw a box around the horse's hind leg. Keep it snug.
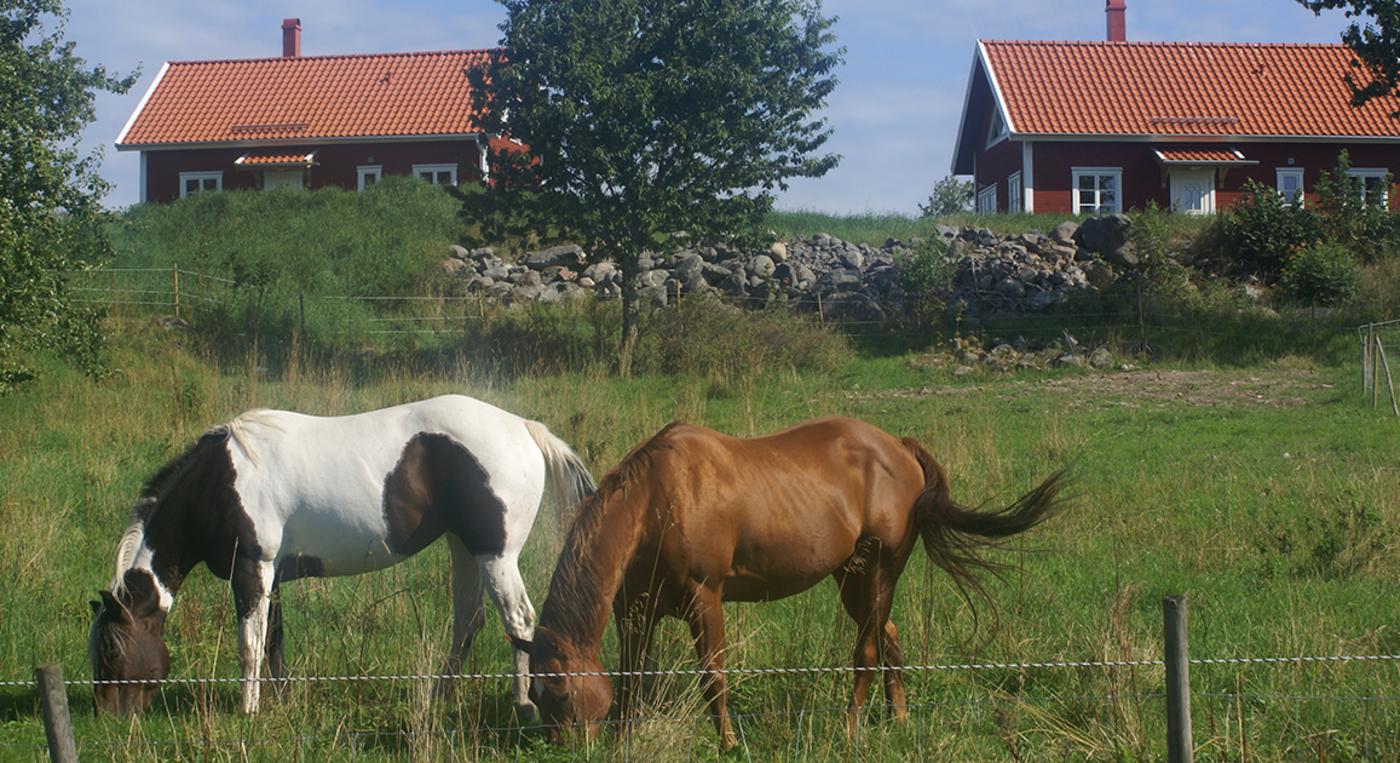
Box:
[481,555,539,724]
[683,584,738,751]
[880,618,908,720]
[437,535,486,698]
[266,579,288,695]
[835,557,897,734]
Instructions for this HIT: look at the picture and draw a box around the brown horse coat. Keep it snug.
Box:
[528,417,1063,748]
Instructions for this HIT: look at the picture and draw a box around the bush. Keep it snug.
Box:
[894,237,954,330]
[1217,179,1321,280]
[1312,150,1396,264]
[1280,241,1361,309]
[113,177,463,346]
[918,176,973,218]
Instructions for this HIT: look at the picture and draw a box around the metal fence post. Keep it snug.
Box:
[1163,595,1193,763]
[34,664,77,763]
[172,263,180,320]
[1377,335,1399,417]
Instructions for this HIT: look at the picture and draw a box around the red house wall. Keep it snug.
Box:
[1017,140,1400,215]
[143,139,485,203]
[974,138,1023,212]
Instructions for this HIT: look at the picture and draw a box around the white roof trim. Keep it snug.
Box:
[951,43,1019,175]
[977,41,1017,135]
[115,61,170,147]
[949,52,982,175]
[116,132,483,152]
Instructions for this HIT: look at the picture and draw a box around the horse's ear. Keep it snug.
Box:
[98,590,124,619]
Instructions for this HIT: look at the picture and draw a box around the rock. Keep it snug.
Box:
[1089,347,1114,369]
[769,242,789,262]
[747,254,776,279]
[510,284,543,303]
[840,249,865,270]
[640,284,669,307]
[1082,261,1116,289]
[672,253,705,282]
[1105,244,1140,269]
[637,269,669,288]
[827,269,861,289]
[1073,214,1131,255]
[467,275,494,292]
[953,365,975,377]
[795,265,817,288]
[508,269,543,287]
[1054,353,1086,368]
[583,262,617,282]
[439,258,469,276]
[524,243,587,270]
[1051,221,1079,245]
[773,262,796,284]
[483,261,511,281]
[469,246,495,261]
[996,277,1026,299]
[448,244,471,261]
[577,276,596,288]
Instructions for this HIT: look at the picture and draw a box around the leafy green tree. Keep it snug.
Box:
[918,175,973,217]
[1,0,134,391]
[1280,240,1361,312]
[1219,179,1321,279]
[1313,149,1394,262]
[466,0,844,374]
[1298,1,1400,116]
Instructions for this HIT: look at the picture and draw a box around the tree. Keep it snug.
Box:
[466,0,844,374]
[1298,0,1400,116]
[918,175,973,217]
[1,0,134,391]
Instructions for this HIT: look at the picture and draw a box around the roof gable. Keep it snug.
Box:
[117,49,498,149]
[968,40,1400,142]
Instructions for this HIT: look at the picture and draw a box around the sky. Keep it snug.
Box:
[62,0,1360,215]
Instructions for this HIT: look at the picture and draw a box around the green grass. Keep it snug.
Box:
[1,321,1398,761]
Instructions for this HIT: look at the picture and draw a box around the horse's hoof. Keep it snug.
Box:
[516,701,540,727]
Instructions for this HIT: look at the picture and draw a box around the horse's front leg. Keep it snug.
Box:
[232,557,277,714]
[614,592,660,724]
[481,555,539,725]
[683,584,737,751]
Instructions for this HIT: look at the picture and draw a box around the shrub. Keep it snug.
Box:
[1217,179,1321,280]
[1312,150,1396,264]
[894,237,954,331]
[918,176,974,218]
[1279,241,1361,309]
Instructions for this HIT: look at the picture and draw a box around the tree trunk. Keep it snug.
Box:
[616,254,641,376]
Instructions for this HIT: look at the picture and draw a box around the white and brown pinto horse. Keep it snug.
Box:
[88,394,594,719]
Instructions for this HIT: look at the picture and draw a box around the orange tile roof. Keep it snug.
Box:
[1154,148,1251,164]
[980,41,1400,138]
[118,49,497,148]
[234,151,316,167]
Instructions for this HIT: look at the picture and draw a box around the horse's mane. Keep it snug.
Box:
[541,422,686,645]
[112,425,234,592]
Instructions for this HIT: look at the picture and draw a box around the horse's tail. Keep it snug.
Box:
[523,419,597,513]
[901,438,1065,601]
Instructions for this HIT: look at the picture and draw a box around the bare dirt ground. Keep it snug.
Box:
[847,367,1339,410]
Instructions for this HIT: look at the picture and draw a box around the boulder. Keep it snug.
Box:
[1050,221,1078,245]
[583,261,617,282]
[1105,244,1140,269]
[839,249,865,270]
[524,243,586,270]
[637,269,669,288]
[769,241,789,262]
[747,254,777,279]
[438,258,469,276]
[1073,214,1131,255]
[448,244,471,261]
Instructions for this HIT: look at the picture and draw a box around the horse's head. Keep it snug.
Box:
[526,625,612,743]
[88,570,170,714]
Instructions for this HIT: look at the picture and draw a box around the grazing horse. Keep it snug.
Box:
[88,394,594,718]
[524,417,1064,749]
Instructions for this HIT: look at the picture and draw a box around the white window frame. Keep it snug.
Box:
[1008,171,1023,213]
[1276,168,1305,207]
[412,163,458,186]
[1071,167,1123,215]
[1347,168,1390,207]
[976,184,998,215]
[357,164,383,192]
[178,171,222,199]
[986,110,1009,149]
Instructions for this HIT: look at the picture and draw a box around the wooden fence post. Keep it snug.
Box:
[1163,596,1193,763]
[34,664,77,763]
[1377,335,1399,417]
[1374,327,1382,410]
[1362,328,1372,399]
[172,263,180,320]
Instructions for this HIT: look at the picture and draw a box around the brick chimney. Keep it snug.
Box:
[282,18,301,57]
[1106,0,1126,42]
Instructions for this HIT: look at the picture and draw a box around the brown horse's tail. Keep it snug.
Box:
[901,438,1065,602]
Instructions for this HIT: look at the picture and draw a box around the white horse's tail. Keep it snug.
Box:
[522,419,596,513]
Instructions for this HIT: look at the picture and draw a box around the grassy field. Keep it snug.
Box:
[2,319,1399,761]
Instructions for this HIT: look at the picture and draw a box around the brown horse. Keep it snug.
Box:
[524,417,1064,748]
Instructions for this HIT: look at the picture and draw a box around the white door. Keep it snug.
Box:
[264,170,305,191]
[1170,170,1215,215]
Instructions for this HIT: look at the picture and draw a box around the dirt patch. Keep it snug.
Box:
[847,368,1337,410]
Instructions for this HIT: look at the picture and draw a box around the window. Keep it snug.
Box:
[1276,168,1305,207]
[986,110,1008,148]
[357,165,383,192]
[1071,167,1122,214]
[412,163,457,186]
[977,184,997,215]
[1348,168,1390,208]
[179,171,222,198]
[1008,171,1023,213]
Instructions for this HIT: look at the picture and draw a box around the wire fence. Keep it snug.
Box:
[1359,319,1400,415]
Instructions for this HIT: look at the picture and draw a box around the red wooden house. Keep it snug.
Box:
[116,19,506,203]
[952,0,1400,216]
